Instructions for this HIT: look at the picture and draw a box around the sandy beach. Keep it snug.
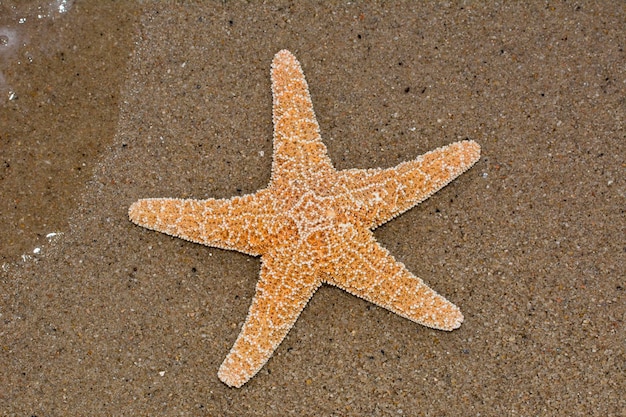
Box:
[1,2,624,415]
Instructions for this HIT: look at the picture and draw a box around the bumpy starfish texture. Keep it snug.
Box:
[129,50,480,388]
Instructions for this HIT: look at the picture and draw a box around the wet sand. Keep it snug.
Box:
[1,2,624,415]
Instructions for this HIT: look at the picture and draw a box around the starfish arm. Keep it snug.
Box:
[338,140,480,229]
[325,227,463,331]
[218,248,320,387]
[128,192,276,256]
[270,50,334,184]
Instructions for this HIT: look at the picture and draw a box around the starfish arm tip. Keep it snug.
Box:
[272,49,296,69]
[217,364,246,388]
[128,199,146,224]
[463,139,481,162]
[450,310,464,330]
[275,49,293,57]
[438,306,464,331]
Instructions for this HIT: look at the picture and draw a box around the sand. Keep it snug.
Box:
[1,2,624,415]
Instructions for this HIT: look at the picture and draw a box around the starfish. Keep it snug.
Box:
[129,50,480,388]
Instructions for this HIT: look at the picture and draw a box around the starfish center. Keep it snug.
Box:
[286,190,346,240]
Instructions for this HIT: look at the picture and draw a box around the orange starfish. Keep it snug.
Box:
[129,50,480,388]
